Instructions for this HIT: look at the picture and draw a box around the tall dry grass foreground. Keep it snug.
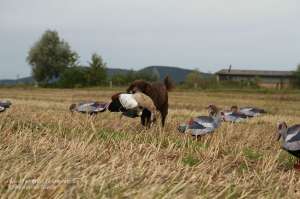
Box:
[0,88,300,198]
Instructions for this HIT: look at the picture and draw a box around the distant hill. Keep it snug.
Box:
[139,66,212,83]
[106,68,131,77]
[0,76,34,85]
[0,66,212,85]
[107,66,212,83]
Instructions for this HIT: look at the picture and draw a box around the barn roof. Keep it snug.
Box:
[216,69,294,77]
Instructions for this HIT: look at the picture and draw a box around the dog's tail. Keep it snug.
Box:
[164,75,174,91]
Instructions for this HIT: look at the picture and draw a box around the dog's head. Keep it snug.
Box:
[127,80,152,94]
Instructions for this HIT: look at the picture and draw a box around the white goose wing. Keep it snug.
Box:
[119,94,139,109]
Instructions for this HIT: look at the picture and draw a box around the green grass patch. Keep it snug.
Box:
[182,154,200,167]
[226,184,241,199]
[96,129,129,142]
[277,151,297,169]
[237,162,249,173]
[243,148,262,161]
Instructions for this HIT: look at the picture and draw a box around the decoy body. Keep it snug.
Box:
[237,106,266,117]
[178,104,222,136]
[69,101,108,115]
[0,106,5,112]
[0,100,12,108]
[0,100,12,112]
[222,106,248,123]
[277,122,300,170]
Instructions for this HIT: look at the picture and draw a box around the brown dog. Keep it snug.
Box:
[127,76,173,127]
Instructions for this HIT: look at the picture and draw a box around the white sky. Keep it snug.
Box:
[0,0,299,79]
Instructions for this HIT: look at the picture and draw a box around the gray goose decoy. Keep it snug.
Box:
[69,101,108,115]
[178,104,222,136]
[0,100,12,108]
[0,100,12,113]
[222,106,248,123]
[277,122,300,170]
[238,106,266,117]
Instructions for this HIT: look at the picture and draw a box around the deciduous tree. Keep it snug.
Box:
[27,30,78,85]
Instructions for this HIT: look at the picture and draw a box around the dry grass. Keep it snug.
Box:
[1,87,300,198]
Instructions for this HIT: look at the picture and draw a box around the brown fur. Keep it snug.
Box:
[133,92,157,122]
[127,76,173,127]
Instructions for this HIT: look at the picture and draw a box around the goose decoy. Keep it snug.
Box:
[277,122,300,170]
[69,101,108,115]
[0,100,12,108]
[178,104,222,136]
[222,106,248,123]
[238,106,266,117]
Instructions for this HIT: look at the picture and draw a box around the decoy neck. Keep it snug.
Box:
[207,104,223,125]
[277,122,288,141]
[207,104,219,116]
[231,105,239,113]
[69,104,76,112]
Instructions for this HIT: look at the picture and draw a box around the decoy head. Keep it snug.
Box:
[277,122,288,141]
[231,105,238,113]
[188,118,194,125]
[207,104,219,116]
[69,104,76,112]
[220,111,226,121]
[178,124,188,133]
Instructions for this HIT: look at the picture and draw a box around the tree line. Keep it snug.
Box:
[27,30,158,88]
[27,30,300,89]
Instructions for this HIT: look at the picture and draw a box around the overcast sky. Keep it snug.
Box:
[0,0,299,79]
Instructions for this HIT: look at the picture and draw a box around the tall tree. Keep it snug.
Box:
[185,69,202,88]
[27,30,78,84]
[58,67,88,88]
[87,53,107,86]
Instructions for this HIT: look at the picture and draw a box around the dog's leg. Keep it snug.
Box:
[160,104,168,127]
[141,112,146,126]
[146,115,151,129]
[141,109,151,128]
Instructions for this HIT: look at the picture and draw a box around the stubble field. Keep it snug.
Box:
[1,87,300,198]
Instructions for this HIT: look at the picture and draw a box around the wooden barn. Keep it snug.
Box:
[216,69,294,89]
